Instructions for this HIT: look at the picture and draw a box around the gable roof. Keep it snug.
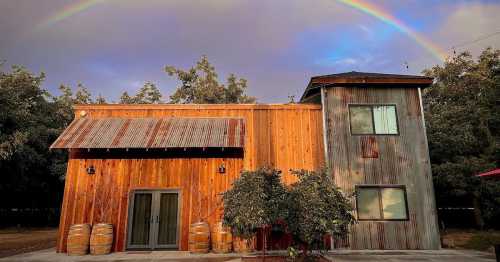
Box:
[300,71,434,102]
[50,117,245,149]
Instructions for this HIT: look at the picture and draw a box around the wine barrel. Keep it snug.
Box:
[67,224,91,256]
[90,223,113,255]
[211,222,232,253]
[233,236,255,253]
[189,222,210,253]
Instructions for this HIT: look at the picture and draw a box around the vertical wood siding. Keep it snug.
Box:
[323,87,440,249]
[56,105,325,252]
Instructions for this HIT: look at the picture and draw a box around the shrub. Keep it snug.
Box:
[286,169,355,253]
[222,167,287,239]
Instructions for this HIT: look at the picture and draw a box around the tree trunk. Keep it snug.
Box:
[472,195,485,230]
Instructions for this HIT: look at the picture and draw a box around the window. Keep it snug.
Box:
[356,186,408,221]
[349,105,399,135]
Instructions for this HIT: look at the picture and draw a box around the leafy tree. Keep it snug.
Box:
[165,55,256,104]
[0,65,70,223]
[119,91,134,104]
[286,169,355,255]
[74,83,93,104]
[423,47,500,229]
[95,94,106,104]
[222,167,287,239]
[119,81,163,104]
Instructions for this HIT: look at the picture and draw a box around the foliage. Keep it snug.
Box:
[286,169,355,250]
[222,167,287,239]
[165,55,256,104]
[119,81,162,104]
[0,65,70,213]
[423,47,500,228]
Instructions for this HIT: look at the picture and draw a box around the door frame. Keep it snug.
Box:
[126,189,181,250]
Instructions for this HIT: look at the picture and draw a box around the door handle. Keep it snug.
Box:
[156,215,159,223]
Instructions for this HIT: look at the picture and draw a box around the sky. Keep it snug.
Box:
[1,0,499,103]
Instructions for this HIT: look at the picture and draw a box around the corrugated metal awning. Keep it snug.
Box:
[50,117,245,149]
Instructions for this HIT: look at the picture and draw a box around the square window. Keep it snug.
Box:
[356,186,408,220]
[349,105,399,135]
[357,188,381,220]
[349,106,374,134]
[373,106,398,135]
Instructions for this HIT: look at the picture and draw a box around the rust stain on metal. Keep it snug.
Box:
[361,136,379,158]
[50,117,246,149]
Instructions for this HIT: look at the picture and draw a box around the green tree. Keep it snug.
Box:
[74,83,93,104]
[119,82,163,104]
[165,55,256,104]
[222,168,287,239]
[423,47,500,228]
[286,169,355,255]
[0,65,69,222]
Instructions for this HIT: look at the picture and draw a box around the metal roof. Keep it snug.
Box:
[300,71,434,102]
[50,117,245,149]
[310,71,432,80]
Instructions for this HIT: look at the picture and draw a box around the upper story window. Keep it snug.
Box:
[349,105,399,135]
[356,185,409,221]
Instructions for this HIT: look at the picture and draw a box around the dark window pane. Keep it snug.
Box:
[381,188,407,219]
[357,188,381,219]
[157,193,178,246]
[130,193,152,245]
[350,106,374,134]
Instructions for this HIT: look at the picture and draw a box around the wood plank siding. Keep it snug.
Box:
[322,87,440,249]
[56,104,325,252]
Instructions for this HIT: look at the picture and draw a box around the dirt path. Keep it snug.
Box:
[0,228,57,258]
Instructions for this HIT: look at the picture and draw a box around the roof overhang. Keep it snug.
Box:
[300,72,434,102]
[50,117,246,150]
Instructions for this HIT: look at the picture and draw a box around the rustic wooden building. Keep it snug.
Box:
[51,71,440,252]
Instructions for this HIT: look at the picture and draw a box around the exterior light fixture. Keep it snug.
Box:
[86,166,95,175]
[79,110,87,117]
[218,164,226,174]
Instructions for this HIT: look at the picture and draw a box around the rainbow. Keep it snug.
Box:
[335,0,447,61]
[36,0,106,30]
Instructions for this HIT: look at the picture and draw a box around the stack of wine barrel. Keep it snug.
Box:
[67,223,113,256]
[189,221,255,254]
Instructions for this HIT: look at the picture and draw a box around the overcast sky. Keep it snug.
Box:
[1,0,499,102]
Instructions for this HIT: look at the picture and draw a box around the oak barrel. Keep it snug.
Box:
[189,222,210,253]
[67,224,91,255]
[233,236,255,253]
[90,223,113,255]
[211,222,232,253]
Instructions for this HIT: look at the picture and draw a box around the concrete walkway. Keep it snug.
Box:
[0,248,496,262]
[326,249,496,261]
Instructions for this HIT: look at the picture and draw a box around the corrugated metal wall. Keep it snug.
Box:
[322,87,440,249]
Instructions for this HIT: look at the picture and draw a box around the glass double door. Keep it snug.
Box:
[127,190,179,249]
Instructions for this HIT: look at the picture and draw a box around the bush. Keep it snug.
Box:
[222,167,287,239]
[223,167,355,257]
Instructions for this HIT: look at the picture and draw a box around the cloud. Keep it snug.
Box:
[432,2,500,56]
[1,0,499,102]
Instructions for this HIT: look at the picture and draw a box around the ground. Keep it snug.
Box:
[0,227,57,258]
[441,229,500,253]
[0,249,497,262]
[0,229,498,261]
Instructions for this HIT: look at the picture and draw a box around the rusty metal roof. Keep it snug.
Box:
[50,117,245,149]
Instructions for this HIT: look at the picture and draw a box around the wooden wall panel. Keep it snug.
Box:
[56,104,325,252]
[323,87,440,250]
